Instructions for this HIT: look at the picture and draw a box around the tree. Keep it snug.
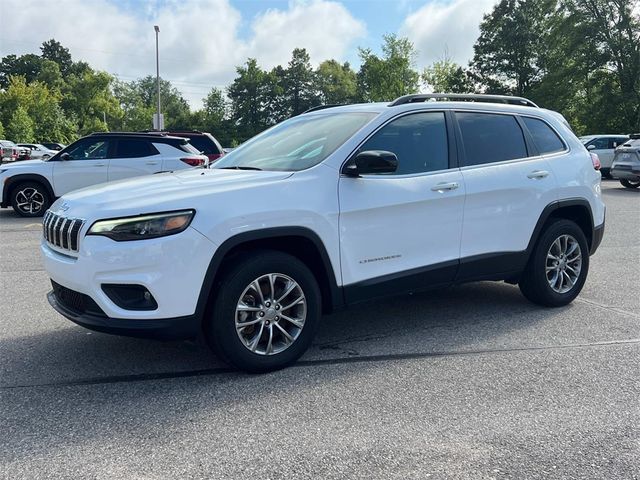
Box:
[0,120,4,138]
[357,34,420,102]
[471,0,556,95]
[315,60,357,104]
[6,106,35,142]
[423,59,474,93]
[282,48,319,115]
[227,59,273,138]
[0,54,44,89]
[40,39,73,76]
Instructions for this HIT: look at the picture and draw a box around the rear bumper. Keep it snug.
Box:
[590,221,605,255]
[611,166,640,180]
[47,289,200,340]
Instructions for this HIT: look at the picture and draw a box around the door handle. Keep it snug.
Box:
[95,163,106,167]
[146,161,159,165]
[527,170,549,179]
[431,182,459,192]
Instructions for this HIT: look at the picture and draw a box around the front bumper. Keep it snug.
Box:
[42,225,217,334]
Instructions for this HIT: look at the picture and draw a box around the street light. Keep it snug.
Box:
[154,25,162,130]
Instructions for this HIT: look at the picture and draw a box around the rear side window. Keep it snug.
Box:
[457,112,527,166]
[186,136,220,155]
[359,112,449,175]
[114,139,158,158]
[522,117,565,155]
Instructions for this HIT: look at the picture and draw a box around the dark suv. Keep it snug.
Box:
[144,130,225,163]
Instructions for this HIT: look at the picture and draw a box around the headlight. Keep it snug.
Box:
[87,210,195,241]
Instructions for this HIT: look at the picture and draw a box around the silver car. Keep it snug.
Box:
[611,135,640,189]
[580,134,629,178]
[17,143,57,160]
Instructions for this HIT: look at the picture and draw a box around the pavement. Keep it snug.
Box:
[0,180,638,479]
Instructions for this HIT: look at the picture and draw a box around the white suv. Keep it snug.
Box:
[41,94,606,372]
[0,132,208,217]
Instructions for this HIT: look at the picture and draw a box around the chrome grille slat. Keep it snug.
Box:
[42,211,85,253]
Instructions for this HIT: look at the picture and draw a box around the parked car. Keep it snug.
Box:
[17,143,57,160]
[41,93,605,372]
[0,140,20,162]
[41,142,66,151]
[143,130,225,163]
[579,134,628,177]
[611,134,640,188]
[0,132,208,217]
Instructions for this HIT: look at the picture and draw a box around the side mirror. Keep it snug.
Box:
[587,144,596,151]
[343,150,398,176]
[59,152,71,160]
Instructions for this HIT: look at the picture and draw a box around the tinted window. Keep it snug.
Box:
[114,139,158,158]
[457,112,527,166]
[358,112,448,175]
[66,139,110,160]
[522,117,565,155]
[187,136,219,154]
[609,137,626,149]
[588,137,609,149]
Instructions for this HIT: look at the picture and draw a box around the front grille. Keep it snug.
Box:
[43,211,85,252]
[51,280,106,317]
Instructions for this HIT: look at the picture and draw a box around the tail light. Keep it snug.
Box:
[590,152,601,171]
[207,153,224,162]
[180,157,206,167]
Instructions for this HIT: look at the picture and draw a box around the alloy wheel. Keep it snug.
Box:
[235,273,307,355]
[546,234,582,294]
[15,187,45,215]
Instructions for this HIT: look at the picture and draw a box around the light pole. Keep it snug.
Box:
[154,25,162,130]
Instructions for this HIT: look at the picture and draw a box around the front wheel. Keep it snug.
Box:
[206,250,321,372]
[10,182,50,217]
[620,179,640,189]
[519,219,589,307]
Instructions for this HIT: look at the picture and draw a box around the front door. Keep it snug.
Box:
[338,111,465,303]
[52,138,110,195]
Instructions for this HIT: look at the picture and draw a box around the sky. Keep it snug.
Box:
[0,0,498,108]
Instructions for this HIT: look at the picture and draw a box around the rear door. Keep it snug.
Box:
[454,111,558,279]
[108,138,163,182]
[52,138,110,195]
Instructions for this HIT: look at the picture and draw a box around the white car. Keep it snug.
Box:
[41,94,605,372]
[17,143,57,160]
[0,132,208,217]
[579,134,629,177]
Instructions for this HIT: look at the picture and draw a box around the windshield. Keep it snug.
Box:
[579,136,595,144]
[214,112,377,171]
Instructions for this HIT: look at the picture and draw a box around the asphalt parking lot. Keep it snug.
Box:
[0,180,638,479]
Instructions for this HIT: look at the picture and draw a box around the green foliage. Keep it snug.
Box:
[357,34,420,102]
[40,39,73,76]
[283,48,319,115]
[6,106,35,142]
[315,60,357,104]
[423,59,474,93]
[0,119,4,138]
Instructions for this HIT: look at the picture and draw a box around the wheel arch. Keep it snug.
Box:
[2,174,56,207]
[195,227,343,325]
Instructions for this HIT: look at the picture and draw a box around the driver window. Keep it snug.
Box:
[66,139,110,160]
[358,112,448,175]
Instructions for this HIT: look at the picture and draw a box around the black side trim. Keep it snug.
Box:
[48,290,199,340]
[591,222,605,255]
[344,260,458,305]
[194,227,343,319]
[1,173,56,207]
[456,251,528,283]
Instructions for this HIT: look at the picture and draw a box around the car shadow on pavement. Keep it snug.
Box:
[0,281,569,389]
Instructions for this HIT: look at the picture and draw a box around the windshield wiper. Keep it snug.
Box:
[219,166,263,171]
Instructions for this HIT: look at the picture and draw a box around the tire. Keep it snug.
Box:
[620,179,640,189]
[206,250,322,373]
[42,154,50,160]
[519,219,589,307]
[10,182,50,217]
[600,168,611,179]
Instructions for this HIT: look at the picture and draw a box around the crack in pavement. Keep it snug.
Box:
[575,296,640,319]
[1,338,638,390]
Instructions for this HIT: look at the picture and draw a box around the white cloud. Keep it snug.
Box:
[401,0,498,68]
[0,0,365,108]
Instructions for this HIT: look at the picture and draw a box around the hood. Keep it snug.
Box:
[0,160,47,169]
[51,168,294,218]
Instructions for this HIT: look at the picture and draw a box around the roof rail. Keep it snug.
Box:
[389,93,538,108]
[88,131,169,137]
[302,104,344,114]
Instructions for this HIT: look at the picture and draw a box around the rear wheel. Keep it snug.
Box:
[519,219,589,307]
[10,182,50,217]
[620,179,640,189]
[206,250,321,372]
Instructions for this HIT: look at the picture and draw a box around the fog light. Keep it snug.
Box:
[102,284,158,311]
